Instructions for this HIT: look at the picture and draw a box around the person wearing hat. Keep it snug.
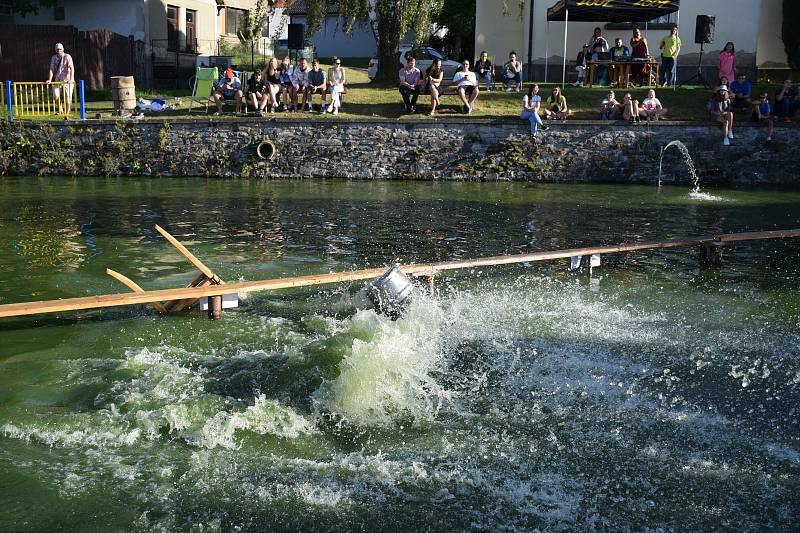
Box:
[212,67,243,115]
[46,43,75,116]
[573,44,589,87]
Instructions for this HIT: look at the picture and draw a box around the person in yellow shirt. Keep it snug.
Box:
[659,26,681,87]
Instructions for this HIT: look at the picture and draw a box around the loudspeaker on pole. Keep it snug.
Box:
[694,15,715,45]
[288,23,304,50]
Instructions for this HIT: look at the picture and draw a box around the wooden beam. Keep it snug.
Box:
[105,268,167,314]
[154,225,223,284]
[1,228,798,319]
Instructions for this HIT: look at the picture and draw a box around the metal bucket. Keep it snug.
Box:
[367,266,414,317]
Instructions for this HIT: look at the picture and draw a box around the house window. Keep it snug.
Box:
[185,9,197,52]
[167,5,178,51]
[54,6,65,20]
[226,7,248,35]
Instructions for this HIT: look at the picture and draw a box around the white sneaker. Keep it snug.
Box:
[572,81,580,87]
[326,104,334,113]
[515,86,520,92]
[723,137,730,146]
[727,130,734,140]
[505,87,513,93]
[333,108,338,115]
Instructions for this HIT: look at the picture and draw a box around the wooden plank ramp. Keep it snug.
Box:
[0,228,798,319]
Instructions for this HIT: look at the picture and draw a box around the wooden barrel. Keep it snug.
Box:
[110,76,136,111]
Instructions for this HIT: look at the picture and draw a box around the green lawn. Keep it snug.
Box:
[12,69,791,123]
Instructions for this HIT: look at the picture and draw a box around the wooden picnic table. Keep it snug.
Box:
[586,60,659,88]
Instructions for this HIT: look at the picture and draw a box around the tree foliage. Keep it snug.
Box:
[431,0,475,62]
[10,0,57,15]
[783,0,800,70]
[304,0,444,83]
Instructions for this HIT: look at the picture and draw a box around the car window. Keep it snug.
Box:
[427,48,443,60]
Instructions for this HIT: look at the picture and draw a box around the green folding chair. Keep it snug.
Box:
[188,66,218,113]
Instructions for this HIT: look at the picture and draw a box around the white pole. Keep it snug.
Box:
[545,20,550,83]
[562,8,569,88]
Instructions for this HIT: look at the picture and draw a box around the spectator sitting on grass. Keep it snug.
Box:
[425,58,444,116]
[308,58,327,113]
[600,90,621,120]
[291,57,310,112]
[454,59,479,114]
[774,79,799,122]
[279,56,294,111]
[729,73,752,111]
[213,67,242,115]
[639,89,665,121]
[543,86,568,120]
[246,70,268,116]
[501,51,522,92]
[521,84,547,137]
[753,91,774,142]
[474,51,493,91]
[716,86,734,146]
[621,93,641,122]
[399,57,422,113]
[265,58,281,113]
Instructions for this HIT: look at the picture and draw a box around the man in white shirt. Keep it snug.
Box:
[454,59,479,114]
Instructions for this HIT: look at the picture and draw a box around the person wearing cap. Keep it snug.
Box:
[573,44,589,87]
[212,67,243,115]
[715,85,734,146]
[46,43,75,116]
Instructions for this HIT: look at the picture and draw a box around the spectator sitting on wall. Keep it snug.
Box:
[454,59,479,114]
[543,86,568,120]
[46,42,75,116]
[600,90,621,120]
[425,58,444,116]
[398,57,422,113]
[291,57,311,112]
[639,89,665,121]
[621,93,641,122]
[246,70,268,116]
[213,67,243,115]
[474,51,493,91]
[752,91,774,142]
[716,86,734,145]
[520,84,547,137]
[774,79,799,122]
[307,58,327,113]
[706,88,721,118]
[279,56,295,111]
[729,73,752,111]
[573,44,589,87]
[501,51,522,92]
[265,58,281,113]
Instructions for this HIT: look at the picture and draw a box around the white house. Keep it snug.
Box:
[475,0,789,83]
[286,0,377,58]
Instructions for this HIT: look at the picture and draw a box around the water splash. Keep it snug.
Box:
[658,140,700,192]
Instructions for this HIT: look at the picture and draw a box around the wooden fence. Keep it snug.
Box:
[0,24,145,90]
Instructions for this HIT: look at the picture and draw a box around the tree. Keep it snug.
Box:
[430,0,475,63]
[305,0,444,83]
[783,0,800,70]
[10,0,57,15]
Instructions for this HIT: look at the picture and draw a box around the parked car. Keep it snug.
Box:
[367,45,461,81]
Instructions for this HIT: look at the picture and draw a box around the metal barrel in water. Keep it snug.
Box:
[367,266,414,317]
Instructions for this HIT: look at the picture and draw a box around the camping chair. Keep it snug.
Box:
[188,67,218,113]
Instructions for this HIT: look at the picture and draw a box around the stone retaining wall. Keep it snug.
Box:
[0,118,795,185]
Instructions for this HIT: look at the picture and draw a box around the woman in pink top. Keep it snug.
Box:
[718,42,736,83]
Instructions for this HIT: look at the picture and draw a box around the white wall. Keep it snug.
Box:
[757,0,787,67]
[14,0,145,36]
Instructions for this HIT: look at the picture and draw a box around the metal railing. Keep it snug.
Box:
[4,80,86,121]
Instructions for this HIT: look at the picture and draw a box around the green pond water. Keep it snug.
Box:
[1,178,799,531]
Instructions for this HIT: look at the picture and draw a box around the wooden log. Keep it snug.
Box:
[1,228,799,319]
[105,268,167,314]
[154,225,223,284]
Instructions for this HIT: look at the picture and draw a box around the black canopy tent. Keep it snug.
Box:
[545,0,680,87]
